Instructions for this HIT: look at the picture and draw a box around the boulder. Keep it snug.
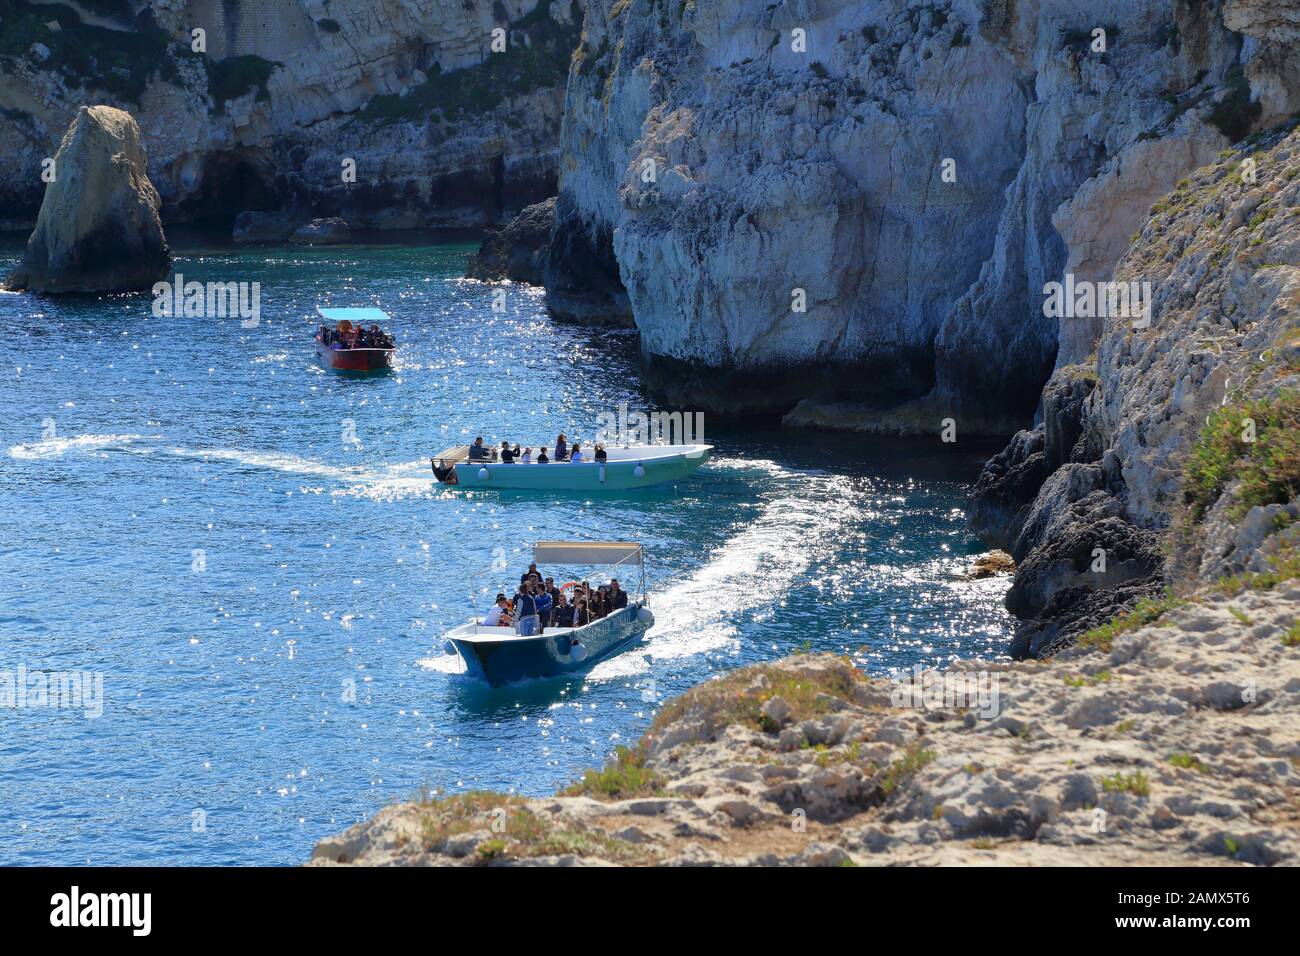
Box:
[232,210,295,245]
[289,217,351,245]
[3,105,169,294]
[465,197,555,285]
[966,551,1016,579]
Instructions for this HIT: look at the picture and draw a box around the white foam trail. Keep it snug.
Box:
[11,431,437,499]
[418,654,467,675]
[161,445,363,481]
[160,448,435,499]
[643,492,837,662]
[8,433,149,459]
[344,459,437,501]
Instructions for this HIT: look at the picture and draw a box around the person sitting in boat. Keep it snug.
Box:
[483,594,512,628]
[569,443,585,463]
[554,433,568,462]
[543,577,559,622]
[520,447,532,463]
[533,583,553,631]
[594,444,608,463]
[608,578,629,611]
[468,437,489,462]
[500,441,518,464]
[520,563,541,587]
[572,597,590,628]
[552,591,574,628]
[536,447,549,464]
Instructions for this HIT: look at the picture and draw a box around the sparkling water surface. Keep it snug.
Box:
[0,239,1012,865]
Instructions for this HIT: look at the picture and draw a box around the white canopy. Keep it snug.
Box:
[533,541,642,566]
[317,307,390,323]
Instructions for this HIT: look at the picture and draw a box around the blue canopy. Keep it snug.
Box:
[317,307,390,323]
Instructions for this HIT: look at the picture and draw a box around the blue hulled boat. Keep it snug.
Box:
[442,541,655,686]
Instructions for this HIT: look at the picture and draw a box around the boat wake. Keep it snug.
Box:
[589,468,856,680]
[7,433,152,459]
[8,431,434,498]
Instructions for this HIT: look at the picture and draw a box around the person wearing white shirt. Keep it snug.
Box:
[482,595,512,627]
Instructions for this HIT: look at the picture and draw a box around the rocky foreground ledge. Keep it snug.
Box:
[311,586,1300,866]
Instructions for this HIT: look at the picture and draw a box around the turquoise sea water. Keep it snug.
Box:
[0,239,1012,865]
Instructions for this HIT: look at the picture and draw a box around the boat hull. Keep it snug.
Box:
[451,446,710,491]
[448,604,652,685]
[316,344,393,372]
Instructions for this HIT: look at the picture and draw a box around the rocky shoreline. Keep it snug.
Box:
[972,123,1300,657]
[310,583,1300,866]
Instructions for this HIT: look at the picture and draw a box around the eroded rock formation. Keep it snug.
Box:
[0,1,580,232]
[3,105,170,294]
[466,197,555,283]
[545,0,1290,428]
[974,123,1300,656]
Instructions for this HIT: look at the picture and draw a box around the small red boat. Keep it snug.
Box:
[315,307,395,372]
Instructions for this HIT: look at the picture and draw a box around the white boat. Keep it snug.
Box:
[430,443,711,491]
[442,541,654,685]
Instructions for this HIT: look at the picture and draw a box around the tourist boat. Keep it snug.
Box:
[314,307,395,371]
[442,541,655,686]
[430,442,712,490]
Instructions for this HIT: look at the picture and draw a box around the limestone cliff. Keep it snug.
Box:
[0,0,581,232]
[973,122,1300,656]
[546,0,1293,427]
[3,104,169,293]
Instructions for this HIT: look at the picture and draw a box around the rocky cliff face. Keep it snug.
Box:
[0,0,580,232]
[311,619,1300,866]
[546,0,1294,427]
[974,122,1300,656]
[3,104,170,293]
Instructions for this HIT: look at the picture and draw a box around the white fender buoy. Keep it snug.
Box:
[633,463,645,479]
[478,467,490,480]
[598,465,606,483]
[570,643,588,662]
[636,607,655,626]
[442,640,457,656]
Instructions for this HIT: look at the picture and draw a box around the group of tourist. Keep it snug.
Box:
[318,323,394,349]
[482,562,630,635]
[466,433,608,464]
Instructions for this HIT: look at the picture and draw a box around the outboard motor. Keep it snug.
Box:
[430,459,459,484]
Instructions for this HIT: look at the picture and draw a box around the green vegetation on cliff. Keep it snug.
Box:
[1184,391,1300,522]
[358,1,582,125]
[207,56,281,114]
[562,743,663,799]
[412,791,643,864]
[0,0,171,103]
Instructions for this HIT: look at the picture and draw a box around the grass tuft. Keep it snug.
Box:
[561,743,663,800]
[1079,596,1186,652]
[1100,770,1151,796]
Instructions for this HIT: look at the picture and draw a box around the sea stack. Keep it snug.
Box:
[3,105,170,294]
